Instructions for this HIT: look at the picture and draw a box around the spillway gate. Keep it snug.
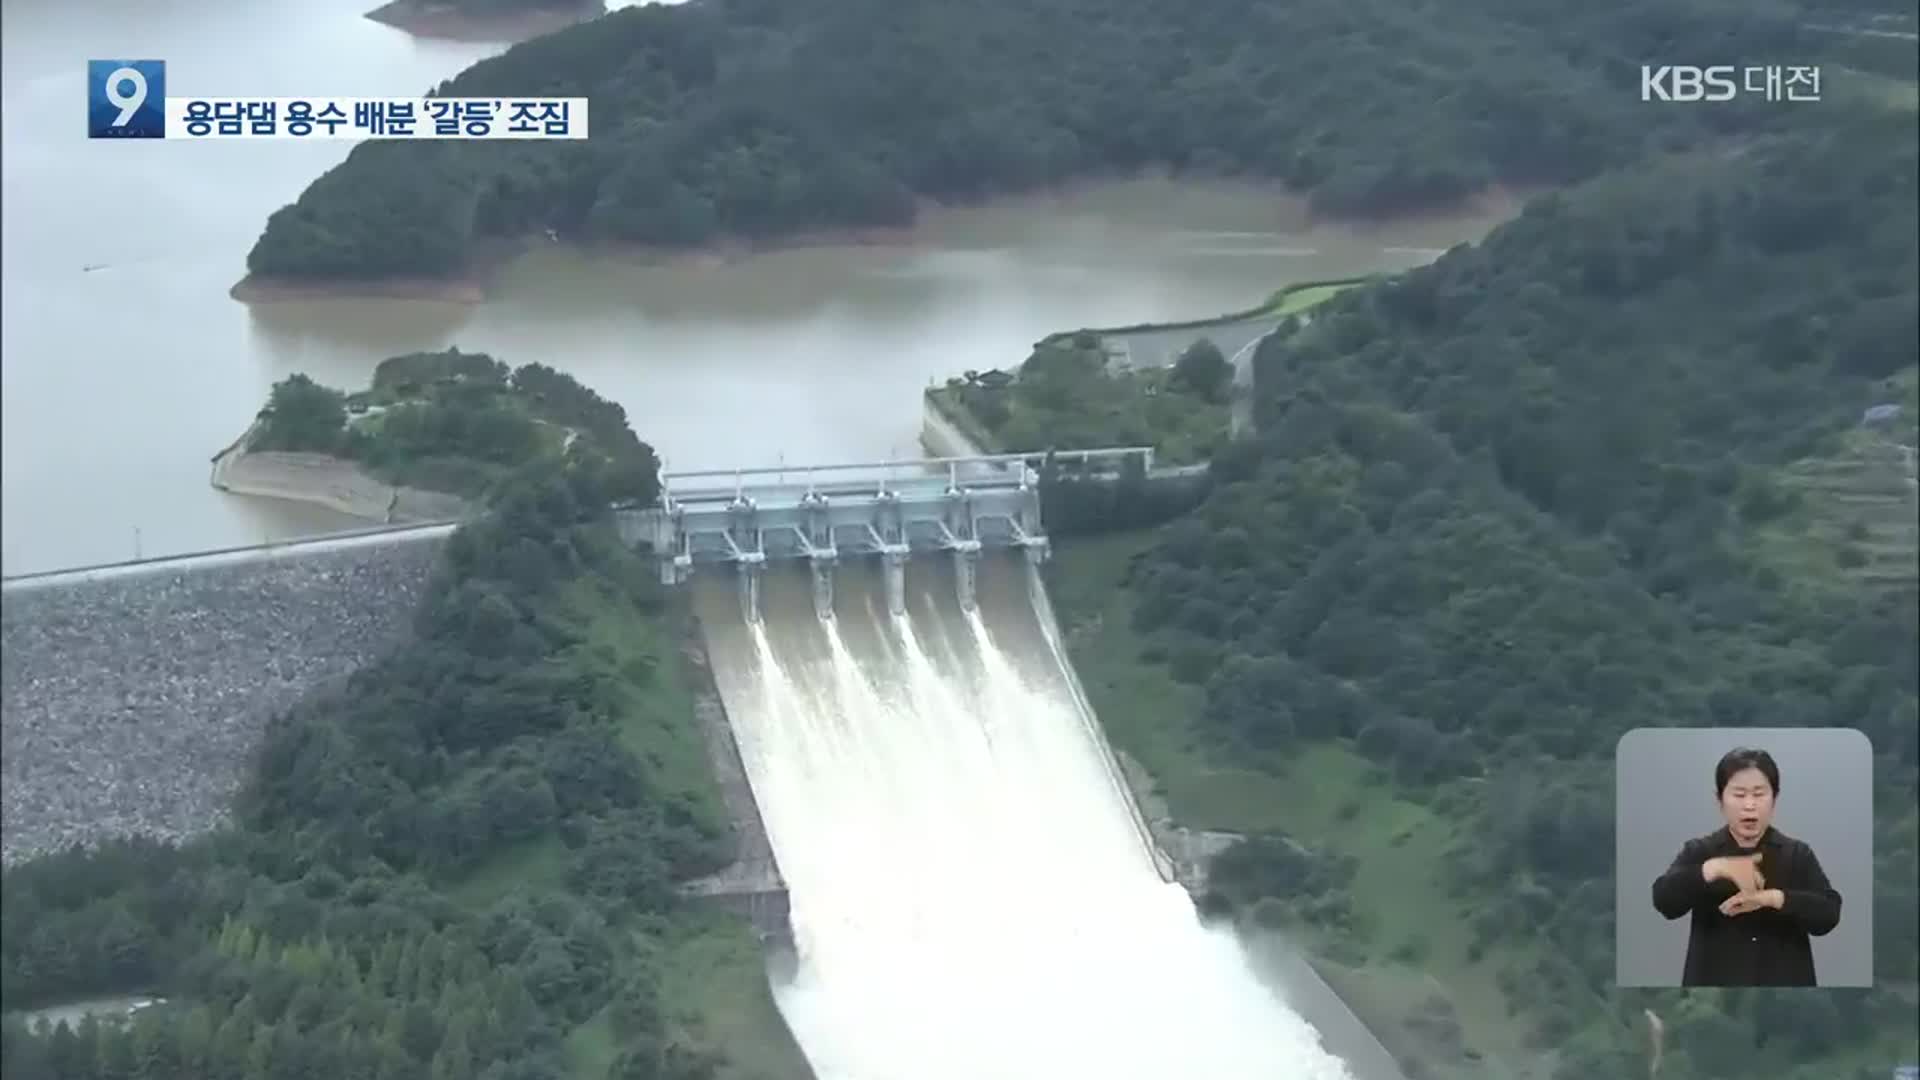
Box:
[618,449,1157,622]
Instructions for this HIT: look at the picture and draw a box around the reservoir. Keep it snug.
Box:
[1,0,1515,576]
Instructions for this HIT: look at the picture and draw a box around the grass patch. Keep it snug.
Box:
[446,835,571,911]
[565,1004,622,1078]
[1264,280,1363,316]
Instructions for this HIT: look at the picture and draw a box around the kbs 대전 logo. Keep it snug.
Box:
[1641,64,1822,103]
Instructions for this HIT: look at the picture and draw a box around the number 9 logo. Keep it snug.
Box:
[104,66,148,127]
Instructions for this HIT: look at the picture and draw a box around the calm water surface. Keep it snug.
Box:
[0,0,1515,575]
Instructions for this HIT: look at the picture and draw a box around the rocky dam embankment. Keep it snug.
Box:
[2,530,789,935]
[0,540,443,864]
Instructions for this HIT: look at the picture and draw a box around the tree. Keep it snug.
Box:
[1172,338,1233,403]
[45,1023,83,1080]
[606,968,664,1039]
[430,1024,473,1080]
[254,374,347,453]
[94,1025,136,1080]
[245,1022,277,1079]
[129,1008,181,1080]
[1,1016,54,1080]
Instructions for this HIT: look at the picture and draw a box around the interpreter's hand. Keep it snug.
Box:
[1719,888,1784,917]
[1703,852,1765,894]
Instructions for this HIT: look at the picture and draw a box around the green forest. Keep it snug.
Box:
[246,0,1855,279]
[3,409,808,1079]
[250,349,659,504]
[1043,107,1918,1078]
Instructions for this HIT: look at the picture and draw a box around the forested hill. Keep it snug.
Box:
[246,0,1835,280]
[2,438,812,1077]
[1108,110,1917,1075]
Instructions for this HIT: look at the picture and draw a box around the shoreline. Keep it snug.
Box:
[363,0,603,42]
[229,222,939,304]
[229,274,487,304]
[229,176,1532,305]
[209,422,473,523]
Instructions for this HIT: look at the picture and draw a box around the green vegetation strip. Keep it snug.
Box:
[931,276,1367,465]
[1037,276,1375,346]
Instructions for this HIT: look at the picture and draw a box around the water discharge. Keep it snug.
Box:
[697,557,1357,1079]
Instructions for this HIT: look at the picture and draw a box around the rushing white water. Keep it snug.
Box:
[697,558,1358,1080]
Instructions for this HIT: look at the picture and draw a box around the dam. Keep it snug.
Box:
[3,449,1386,1079]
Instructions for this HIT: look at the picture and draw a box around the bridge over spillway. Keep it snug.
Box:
[619,448,1162,622]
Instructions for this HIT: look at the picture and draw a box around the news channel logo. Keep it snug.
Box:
[1639,64,1822,103]
[88,59,166,138]
[84,58,589,141]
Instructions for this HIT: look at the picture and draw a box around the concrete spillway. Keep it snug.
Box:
[694,556,1358,1080]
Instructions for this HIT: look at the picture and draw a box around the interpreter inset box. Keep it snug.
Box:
[1615,727,1873,988]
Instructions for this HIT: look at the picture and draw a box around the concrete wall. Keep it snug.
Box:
[675,627,793,943]
[686,886,793,942]
[920,391,993,458]
[210,422,472,524]
[1022,562,1180,884]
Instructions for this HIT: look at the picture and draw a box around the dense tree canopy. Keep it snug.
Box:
[247,0,1850,278]
[1056,110,1918,1077]
[250,375,347,454]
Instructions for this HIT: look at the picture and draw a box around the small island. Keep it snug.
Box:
[365,0,605,42]
[211,348,658,521]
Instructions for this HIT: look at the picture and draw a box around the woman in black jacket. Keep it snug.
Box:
[1650,747,1842,987]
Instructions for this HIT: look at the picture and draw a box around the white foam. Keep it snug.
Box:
[710,569,1358,1080]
